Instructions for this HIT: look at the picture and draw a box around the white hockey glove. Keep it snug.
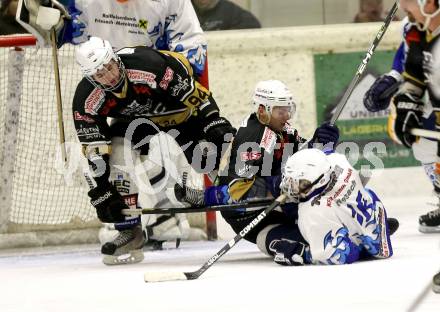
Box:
[16,0,70,47]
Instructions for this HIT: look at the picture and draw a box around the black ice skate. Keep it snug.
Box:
[101,224,145,265]
[418,208,440,233]
[433,271,440,294]
[387,218,399,236]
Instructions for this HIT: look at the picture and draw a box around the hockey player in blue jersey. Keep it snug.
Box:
[280,148,394,265]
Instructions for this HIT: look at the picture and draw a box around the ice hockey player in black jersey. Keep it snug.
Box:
[73,36,235,265]
[177,79,340,266]
[385,0,440,234]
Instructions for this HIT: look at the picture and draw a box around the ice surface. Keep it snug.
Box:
[1,194,440,312]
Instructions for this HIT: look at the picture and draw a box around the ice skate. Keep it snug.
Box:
[387,218,399,236]
[101,224,145,265]
[433,271,440,294]
[419,207,440,233]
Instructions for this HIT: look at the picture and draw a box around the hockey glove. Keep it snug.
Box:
[364,71,402,112]
[391,93,424,148]
[88,183,127,223]
[58,1,87,46]
[269,239,310,266]
[309,122,339,149]
[174,183,231,206]
[202,116,236,148]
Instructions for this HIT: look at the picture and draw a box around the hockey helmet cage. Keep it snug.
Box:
[417,0,440,30]
[75,36,125,91]
[281,148,332,201]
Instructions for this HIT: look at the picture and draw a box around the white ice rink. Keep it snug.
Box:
[1,168,440,312]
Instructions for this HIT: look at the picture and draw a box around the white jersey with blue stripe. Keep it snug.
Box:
[297,152,393,265]
[68,0,207,75]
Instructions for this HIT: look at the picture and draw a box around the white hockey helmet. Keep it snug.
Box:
[252,80,296,115]
[281,148,333,201]
[417,0,440,30]
[75,36,125,91]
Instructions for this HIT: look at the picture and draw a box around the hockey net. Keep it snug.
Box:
[0,35,209,249]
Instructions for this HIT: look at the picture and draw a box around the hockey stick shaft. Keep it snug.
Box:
[50,28,67,163]
[122,197,275,216]
[330,1,399,125]
[410,128,440,141]
[144,194,287,282]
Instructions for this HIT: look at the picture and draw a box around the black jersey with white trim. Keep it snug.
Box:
[72,46,218,148]
[403,25,440,106]
[218,113,306,201]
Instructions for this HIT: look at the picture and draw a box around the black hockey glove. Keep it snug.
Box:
[309,122,339,149]
[364,73,401,112]
[392,93,424,148]
[88,183,127,223]
[202,116,236,148]
[269,239,309,266]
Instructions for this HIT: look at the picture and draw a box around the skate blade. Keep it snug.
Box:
[103,249,144,265]
[418,225,440,234]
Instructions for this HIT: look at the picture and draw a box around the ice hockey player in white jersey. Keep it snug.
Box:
[280,148,394,265]
[16,0,207,76]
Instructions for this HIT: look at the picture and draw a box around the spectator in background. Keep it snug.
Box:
[192,0,261,31]
[0,0,27,35]
[353,0,399,22]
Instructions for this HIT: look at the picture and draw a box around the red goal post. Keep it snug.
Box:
[0,34,215,248]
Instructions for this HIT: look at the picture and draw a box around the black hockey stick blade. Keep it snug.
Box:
[144,194,287,283]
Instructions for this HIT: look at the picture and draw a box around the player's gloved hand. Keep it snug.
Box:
[364,70,402,112]
[269,239,310,266]
[202,116,236,148]
[174,183,206,206]
[88,183,127,223]
[265,175,282,197]
[309,122,339,149]
[57,2,86,47]
[204,185,231,205]
[391,92,424,148]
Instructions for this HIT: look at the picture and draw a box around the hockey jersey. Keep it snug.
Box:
[297,152,393,265]
[218,113,305,201]
[72,46,218,149]
[64,0,207,75]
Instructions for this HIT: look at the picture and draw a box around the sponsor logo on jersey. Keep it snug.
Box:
[123,194,137,208]
[101,98,118,115]
[85,88,106,114]
[74,111,95,123]
[335,180,357,206]
[240,151,262,161]
[113,179,131,194]
[239,211,267,237]
[260,127,277,154]
[91,191,112,206]
[159,67,174,90]
[327,169,354,207]
[127,69,157,88]
[76,125,106,140]
[170,74,190,97]
[120,99,153,115]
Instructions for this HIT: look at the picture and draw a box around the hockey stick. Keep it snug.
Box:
[50,28,67,162]
[143,194,287,282]
[410,128,440,141]
[330,1,399,125]
[122,197,275,216]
